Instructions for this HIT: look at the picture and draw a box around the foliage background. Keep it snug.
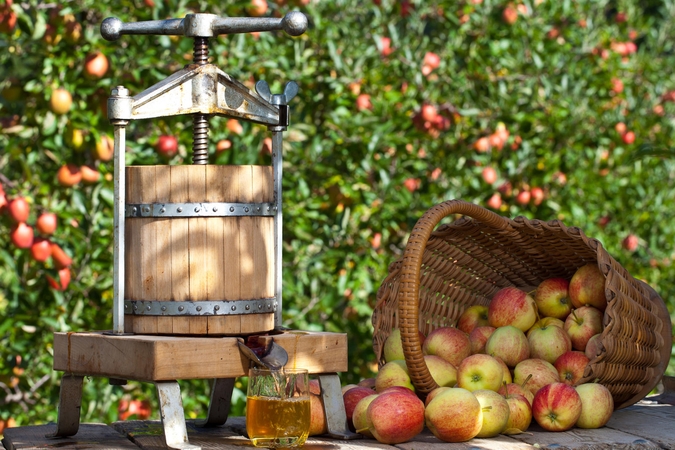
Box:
[1,0,675,428]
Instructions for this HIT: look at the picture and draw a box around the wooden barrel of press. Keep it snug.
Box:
[124,165,275,336]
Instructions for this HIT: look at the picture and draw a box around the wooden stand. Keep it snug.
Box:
[48,330,351,450]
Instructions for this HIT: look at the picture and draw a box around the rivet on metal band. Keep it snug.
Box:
[125,202,276,218]
[123,299,277,316]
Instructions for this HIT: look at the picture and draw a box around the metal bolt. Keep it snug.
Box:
[230,206,235,212]
[272,153,276,158]
[133,304,138,310]
[231,305,236,311]
[214,305,220,311]
[160,207,166,214]
[258,304,262,309]
[273,206,278,212]
[178,306,184,312]
[195,206,201,213]
[161,306,167,311]
[213,206,218,212]
[124,304,128,310]
[257,207,261,212]
[245,305,250,310]
[132,207,138,214]
[244,207,250,213]
[267,206,271,211]
[143,206,150,213]
[267,303,271,309]
[111,86,129,97]
[177,207,183,213]
[196,306,202,312]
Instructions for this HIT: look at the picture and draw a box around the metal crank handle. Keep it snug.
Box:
[101,11,308,41]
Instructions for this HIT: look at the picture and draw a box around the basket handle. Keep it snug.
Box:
[398,199,513,396]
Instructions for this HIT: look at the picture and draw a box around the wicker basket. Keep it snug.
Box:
[372,199,672,410]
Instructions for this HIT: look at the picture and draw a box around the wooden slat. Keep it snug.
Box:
[124,168,141,303]
[138,166,158,334]
[155,165,173,334]
[239,165,255,301]
[112,420,244,450]
[169,165,191,335]
[52,331,347,381]
[2,423,140,449]
[187,165,208,335]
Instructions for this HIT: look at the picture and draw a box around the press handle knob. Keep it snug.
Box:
[101,11,308,41]
[255,80,299,105]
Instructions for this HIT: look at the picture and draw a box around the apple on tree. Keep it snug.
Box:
[8,197,29,223]
[36,212,57,235]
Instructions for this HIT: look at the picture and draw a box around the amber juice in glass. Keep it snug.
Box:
[246,368,310,448]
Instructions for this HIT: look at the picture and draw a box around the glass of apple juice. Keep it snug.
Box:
[246,367,311,448]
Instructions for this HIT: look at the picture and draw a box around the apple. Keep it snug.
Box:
[513,358,560,396]
[57,164,82,187]
[535,278,572,319]
[357,378,376,390]
[585,333,603,360]
[80,165,101,184]
[457,305,490,333]
[485,325,530,368]
[487,193,502,209]
[47,267,71,291]
[469,326,495,354]
[457,354,503,392]
[425,387,451,407]
[425,387,482,442]
[50,88,72,115]
[502,5,518,24]
[155,135,178,158]
[308,380,327,436]
[495,356,513,384]
[498,382,534,407]
[227,118,244,135]
[216,139,232,153]
[356,94,372,111]
[36,212,57,235]
[488,287,538,332]
[31,237,52,262]
[622,131,635,145]
[575,383,614,429]
[10,223,34,249]
[342,384,358,395]
[260,137,273,155]
[8,197,29,223]
[554,351,590,386]
[420,104,438,122]
[569,264,607,310]
[482,167,497,185]
[50,242,73,268]
[94,135,115,162]
[473,389,510,438]
[424,355,457,388]
[527,324,572,364]
[622,234,639,252]
[352,394,378,437]
[423,326,471,367]
[502,392,532,434]
[527,317,565,338]
[473,137,490,153]
[423,52,441,70]
[84,52,109,79]
[378,386,419,399]
[564,306,604,351]
[532,382,582,432]
[343,386,375,431]
[531,186,545,205]
[366,391,425,444]
[375,360,414,392]
[247,0,268,17]
[515,189,530,205]
[615,122,627,134]
[383,327,425,363]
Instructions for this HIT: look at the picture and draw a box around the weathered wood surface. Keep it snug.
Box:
[4,400,675,450]
[52,330,348,381]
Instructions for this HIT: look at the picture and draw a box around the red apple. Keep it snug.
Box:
[216,139,232,153]
[474,389,510,438]
[343,387,375,431]
[502,5,518,24]
[247,0,268,16]
[30,237,52,262]
[357,378,376,390]
[527,324,572,364]
[380,36,393,57]
[622,131,635,145]
[569,264,607,310]
[503,392,532,434]
[420,104,438,122]
[535,278,572,319]
[513,358,560,396]
[50,242,73,268]
[473,136,490,153]
[531,186,545,205]
[564,306,604,351]
[47,267,71,291]
[57,164,82,187]
[622,234,639,252]
[356,94,372,111]
[423,52,440,70]
[554,350,590,386]
[36,213,57,235]
[488,287,538,332]
[575,383,614,428]
[366,391,425,444]
[515,189,530,205]
[484,325,530,368]
[424,355,458,388]
[424,387,482,442]
[532,382,582,431]
[527,317,565,338]
[50,88,72,115]
[487,193,502,209]
[226,118,244,135]
[8,197,29,223]
[94,135,115,161]
[457,354,504,392]
[585,333,603,360]
[615,122,627,134]
[375,360,414,392]
[423,326,471,367]
[457,305,490,333]
[80,165,101,184]
[469,326,495,354]
[481,167,497,184]
[352,394,378,437]
[84,52,109,79]
[10,222,33,249]
[498,382,534,407]
[309,381,327,436]
[155,135,178,158]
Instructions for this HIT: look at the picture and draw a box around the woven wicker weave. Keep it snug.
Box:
[373,199,672,410]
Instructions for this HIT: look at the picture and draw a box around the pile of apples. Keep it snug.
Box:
[336,263,614,444]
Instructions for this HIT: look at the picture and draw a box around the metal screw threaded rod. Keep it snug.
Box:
[192,37,210,164]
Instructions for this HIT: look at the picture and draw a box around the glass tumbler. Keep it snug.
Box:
[246,367,311,448]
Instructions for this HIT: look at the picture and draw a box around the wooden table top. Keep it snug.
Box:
[3,393,675,450]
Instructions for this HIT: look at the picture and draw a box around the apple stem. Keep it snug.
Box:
[482,406,493,412]
[355,427,369,434]
[521,374,533,389]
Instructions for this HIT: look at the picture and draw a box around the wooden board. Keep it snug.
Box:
[2,423,140,449]
[52,330,348,381]
[125,165,275,336]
